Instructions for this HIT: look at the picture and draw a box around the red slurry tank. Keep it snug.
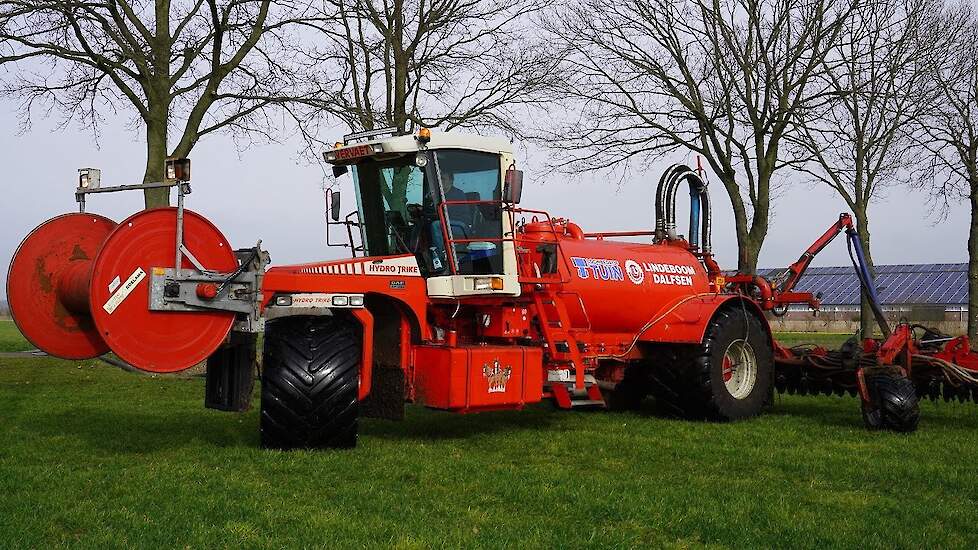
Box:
[520,219,711,336]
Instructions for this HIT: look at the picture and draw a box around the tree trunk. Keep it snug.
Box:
[741,194,770,275]
[737,236,761,275]
[143,118,170,208]
[144,2,171,211]
[854,209,878,337]
[717,170,762,274]
[969,187,978,341]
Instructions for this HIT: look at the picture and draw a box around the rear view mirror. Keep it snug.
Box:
[329,190,341,221]
[504,168,523,204]
[332,165,349,178]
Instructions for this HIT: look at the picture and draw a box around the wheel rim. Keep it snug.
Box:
[722,339,757,400]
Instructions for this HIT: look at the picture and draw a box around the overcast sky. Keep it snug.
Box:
[0,104,970,300]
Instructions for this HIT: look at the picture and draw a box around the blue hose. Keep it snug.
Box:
[847,229,891,335]
[688,185,701,248]
[848,231,882,305]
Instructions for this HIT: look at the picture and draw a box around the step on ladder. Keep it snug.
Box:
[533,289,605,409]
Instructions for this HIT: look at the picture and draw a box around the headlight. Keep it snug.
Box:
[331,295,349,306]
[78,168,101,190]
[165,158,191,181]
[474,277,504,291]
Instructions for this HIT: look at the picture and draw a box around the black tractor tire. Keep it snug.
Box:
[260,315,361,449]
[602,365,649,411]
[861,371,920,433]
[650,305,773,421]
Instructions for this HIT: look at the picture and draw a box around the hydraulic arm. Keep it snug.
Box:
[726,213,890,337]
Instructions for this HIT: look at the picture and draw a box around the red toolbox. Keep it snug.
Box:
[412,345,543,412]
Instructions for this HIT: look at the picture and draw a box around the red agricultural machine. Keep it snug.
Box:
[7,129,978,449]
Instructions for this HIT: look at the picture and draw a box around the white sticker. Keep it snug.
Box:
[547,369,573,382]
[365,255,423,277]
[108,276,121,293]
[624,260,645,285]
[102,267,146,314]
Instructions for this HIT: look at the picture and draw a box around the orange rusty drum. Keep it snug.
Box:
[6,213,117,359]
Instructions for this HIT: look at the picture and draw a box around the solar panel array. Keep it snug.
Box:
[757,263,968,306]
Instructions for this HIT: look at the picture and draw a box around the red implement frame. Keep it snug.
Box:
[766,212,978,407]
[727,213,854,312]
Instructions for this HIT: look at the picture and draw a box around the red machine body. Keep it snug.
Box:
[518,220,713,339]
[258,213,760,415]
[10,133,975,449]
[412,345,543,412]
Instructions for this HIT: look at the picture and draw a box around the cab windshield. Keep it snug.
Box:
[352,149,503,276]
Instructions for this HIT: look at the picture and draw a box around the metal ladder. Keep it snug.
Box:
[532,288,605,409]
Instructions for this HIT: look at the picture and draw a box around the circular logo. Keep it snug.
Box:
[624,260,644,285]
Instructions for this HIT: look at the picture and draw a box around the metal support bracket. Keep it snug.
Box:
[147,244,269,333]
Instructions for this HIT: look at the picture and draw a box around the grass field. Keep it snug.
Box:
[2,324,977,548]
[0,320,34,352]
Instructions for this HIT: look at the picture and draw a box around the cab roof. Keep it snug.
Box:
[332,130,513,160]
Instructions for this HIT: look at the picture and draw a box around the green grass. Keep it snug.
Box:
[773,331,855,348]
[0,320,34,352]
[2,326,977,548]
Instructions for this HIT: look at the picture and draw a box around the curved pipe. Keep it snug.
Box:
[664,165,692,238]
[564,221,585,240]
[655,164,688,240]
[654,165,712,254]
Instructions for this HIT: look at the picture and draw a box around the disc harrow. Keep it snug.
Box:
[775,325,978,407]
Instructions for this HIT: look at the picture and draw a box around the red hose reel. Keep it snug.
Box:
[7,208,238,373]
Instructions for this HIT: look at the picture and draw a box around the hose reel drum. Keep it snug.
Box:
[6,161,267,374]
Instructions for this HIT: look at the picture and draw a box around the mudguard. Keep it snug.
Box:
[637,294,772,345]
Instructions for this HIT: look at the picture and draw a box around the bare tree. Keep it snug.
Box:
[304,0,557,137]
[792,0,937,336]
[542,0,849,273]
[916,1,978,339]
[289,0,557,223]
[0,1,318,207]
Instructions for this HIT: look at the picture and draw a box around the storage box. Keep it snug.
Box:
[412,345,543,412]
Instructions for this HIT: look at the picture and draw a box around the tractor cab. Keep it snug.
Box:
[325,128,522,298]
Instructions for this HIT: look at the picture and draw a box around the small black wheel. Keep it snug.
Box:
[861,371,920,433]
[650,305,773,421]
[261,315,361,449]
[204,332,257,412]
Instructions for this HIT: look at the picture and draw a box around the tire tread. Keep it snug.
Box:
[862,372,920,433]
[260,316,360,449]
[649,305,773,421]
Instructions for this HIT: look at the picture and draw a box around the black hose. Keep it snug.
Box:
[216,246,260,297]
[653,165,712,255]
[664,166,691,237]
[846,232,891,337]
[655,164,686,240]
